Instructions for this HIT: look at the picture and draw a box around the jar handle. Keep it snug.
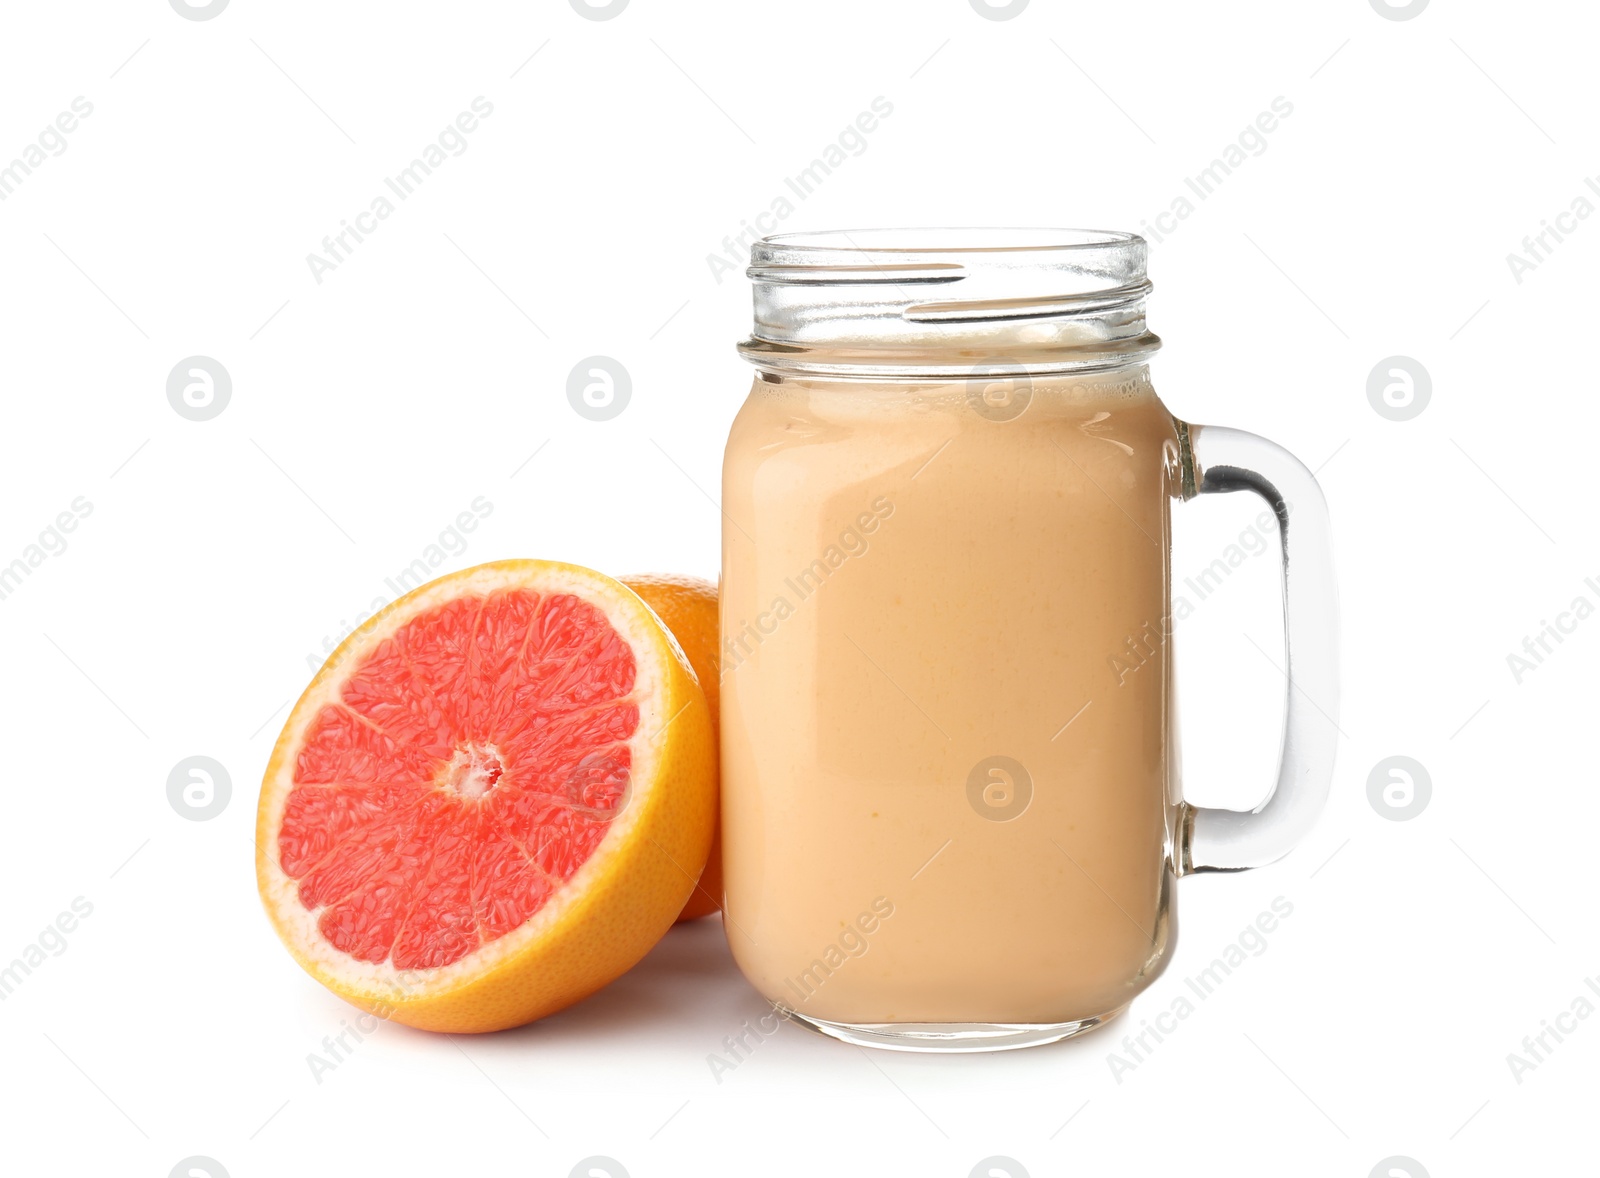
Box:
[1177,424,1340,873]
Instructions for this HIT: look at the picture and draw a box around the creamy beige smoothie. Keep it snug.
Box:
[720,366,1183,1026]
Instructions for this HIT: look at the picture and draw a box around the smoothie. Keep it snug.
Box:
[719,365,1182,1025]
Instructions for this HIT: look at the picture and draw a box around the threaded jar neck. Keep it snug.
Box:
[738,228,1161,378]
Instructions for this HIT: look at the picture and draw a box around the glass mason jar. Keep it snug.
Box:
[718,229,1338,1051]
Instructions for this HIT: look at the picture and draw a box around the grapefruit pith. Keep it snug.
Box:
[256,560,716,1032]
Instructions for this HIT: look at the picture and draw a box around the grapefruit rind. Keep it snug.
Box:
[255,560,715,1031]
[621,574,724,922]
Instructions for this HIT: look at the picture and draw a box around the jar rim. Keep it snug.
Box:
[757,227,1143,255]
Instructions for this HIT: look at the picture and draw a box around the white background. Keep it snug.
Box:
[1,1,1595,1175]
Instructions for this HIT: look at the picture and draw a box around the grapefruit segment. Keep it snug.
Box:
[257,561,716,1032]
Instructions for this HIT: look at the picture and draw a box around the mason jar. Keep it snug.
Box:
[719,229,1338,1051]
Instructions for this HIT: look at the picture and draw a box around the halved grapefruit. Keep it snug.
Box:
[256,560,716,1032]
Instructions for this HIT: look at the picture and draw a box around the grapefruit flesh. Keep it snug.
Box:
[257,561,716,1032]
